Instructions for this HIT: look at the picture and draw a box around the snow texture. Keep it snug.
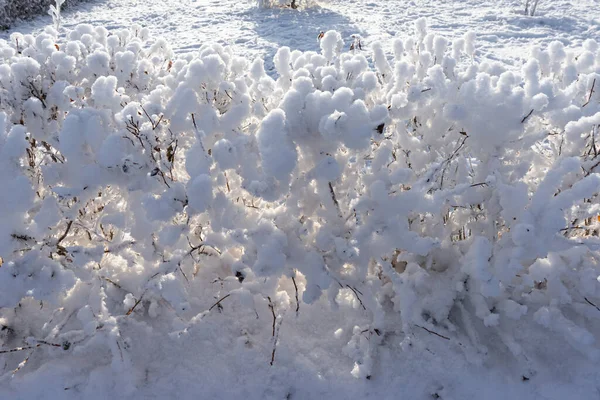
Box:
[1,1,600,399]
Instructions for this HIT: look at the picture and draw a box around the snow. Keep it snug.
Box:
[1,0,600,399]
[4,0,600,71]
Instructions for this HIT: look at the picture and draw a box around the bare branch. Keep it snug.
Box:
[583,78,596,108]
[415,324,450,340]
[208,293,231,311]
[126,289,147,316]
[521,109,534,124]
[55,220,73,247]
[291,274,300,315]
[584,297,600,312]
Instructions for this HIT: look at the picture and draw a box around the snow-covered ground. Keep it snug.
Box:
[4,0,600,69]
[2,1,600,400]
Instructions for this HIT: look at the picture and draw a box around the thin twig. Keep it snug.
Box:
[521,109,534,124]
[584,158,600,176]
[270,346,277,366]
[582,78,596,108]
[140,105,163,130]
[187,242,221,258]
[328,182,342,217]
[291,274,300,315]
[56,220,73,246]
[126,289,147,316]
[415,324,450,340]
[0,340,62,354]
[10,349,34,376]
[0,346,36,355]
[267,296,279,366]
[208,293,231,311]
[268,297,276,337]
[560,226,589,232]
[102,277,123,289]
[178,264,189,284]
[346,285,366,310]
[584,297,600,312]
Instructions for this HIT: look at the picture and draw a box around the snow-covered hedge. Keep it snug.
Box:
[0,19,600,381]
[0,0,79,30]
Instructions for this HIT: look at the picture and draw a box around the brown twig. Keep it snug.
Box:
[187,242,221,259]
[208,293,231,311]
[126,289,147,316]
[267,296,279,366]
[584,297,600,312]
[56,220,73,247]
[346,285,366,310]
[291,274,300,315]
[0,346,37,355]
[560,226,589,232]
[270,346,277,366]
[140,105,162,130]
[582,78,596,108]
[521,109,534,124]
[102,277,123,289]
[584,158,600,177]
[225,172,231,193]
[268,297,276,337]
[178,264,190,284]
[9,349,34,376]
[328,182,342,217]
[415,324,450,340]
[0,340,62,354]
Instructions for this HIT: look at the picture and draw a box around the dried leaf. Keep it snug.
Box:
[167,145,174,163]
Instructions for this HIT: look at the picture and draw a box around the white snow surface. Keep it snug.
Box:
[1,1,600,400]
[4,0,600,70]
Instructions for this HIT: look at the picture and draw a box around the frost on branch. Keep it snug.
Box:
[0,20,600,383]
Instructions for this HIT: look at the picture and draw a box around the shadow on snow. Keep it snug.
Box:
[244,5,365,73]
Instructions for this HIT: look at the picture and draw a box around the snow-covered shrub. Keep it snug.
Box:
[524,0,541,16]
[256,0,315,9]
[0,0,82,30]
[48,0,65,31]
[0,19,600,382]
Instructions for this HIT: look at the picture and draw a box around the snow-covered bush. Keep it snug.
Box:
[256,0,315,9]
[524,0,541,16]
[0,18,600,382]
[48,0,65,31]
[0,0,82,30]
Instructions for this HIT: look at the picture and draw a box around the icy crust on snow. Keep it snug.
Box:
[0,19,600,398]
